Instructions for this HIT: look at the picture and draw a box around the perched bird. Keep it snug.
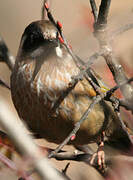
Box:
[10,20,132,164]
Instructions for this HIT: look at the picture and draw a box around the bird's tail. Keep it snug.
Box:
[105,125,133,152]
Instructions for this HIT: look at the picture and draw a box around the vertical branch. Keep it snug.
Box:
[41,0,50,20]
[89,0,98,22]
[96,0,111,29]
[91,0,133,111]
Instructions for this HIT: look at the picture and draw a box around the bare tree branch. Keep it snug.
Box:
[48,95,104,158]
[0,78,10,90]
[89,0,98,22]
[91,0,133,112]
[49,74,133,159]
[110,23,133,41]
[0,152,35,180]
[95,0,111,30]
[0,98,66,180]
[0,36,15,71]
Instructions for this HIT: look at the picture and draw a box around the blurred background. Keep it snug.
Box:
[0,0,133,179]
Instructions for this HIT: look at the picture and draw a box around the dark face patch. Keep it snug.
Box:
[21,21,59,54]
[22,22,44,52]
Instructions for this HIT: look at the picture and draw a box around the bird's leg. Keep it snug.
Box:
[90,131,105,170]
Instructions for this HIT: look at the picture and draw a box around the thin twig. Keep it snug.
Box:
[0,152,17,171]
[52,150,133,168]
[106,77,133,98]
[92,0,133,112]
[44,2,106,113]
[89,0,98,22]
[49,75,133,158]
[52,151,92,163]
[0,78,10,90]
[62,163,72,180]
[50,75,79,114]
[44,2,81,68]
[50,50,106,114]
[110,23,133,42]
[95,0,111,30]
[84,72,101,95]
[103,77,133,112]
[44,0,133,113]
[104,54,133,111]
[0,152,34,180]
[41,0,47,20]
[62,163,70,174]
[0,36,15,71]
[48,95,103,158]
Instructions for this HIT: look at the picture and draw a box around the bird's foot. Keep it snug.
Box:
[90,141,105,172]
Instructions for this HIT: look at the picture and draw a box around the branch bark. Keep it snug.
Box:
[0,98,66,180]
[0,36,15,71]
[91,0,133,112]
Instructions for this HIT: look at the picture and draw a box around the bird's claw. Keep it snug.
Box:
[90,144,105,171]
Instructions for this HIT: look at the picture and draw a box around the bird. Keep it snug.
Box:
[10,20,132,166]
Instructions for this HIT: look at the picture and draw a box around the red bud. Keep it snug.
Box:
[44,2,49,10]
[58,36,64,44]
[68,44,72,49]
[71,135,76,141]
[57,21,63,29]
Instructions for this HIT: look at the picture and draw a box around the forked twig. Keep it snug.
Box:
[90,0,133,112]
[89,0,98,22]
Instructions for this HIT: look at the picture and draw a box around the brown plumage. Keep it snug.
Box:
[11,20,131,150]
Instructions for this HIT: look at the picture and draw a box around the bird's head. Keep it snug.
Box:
[20,20,59,54]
